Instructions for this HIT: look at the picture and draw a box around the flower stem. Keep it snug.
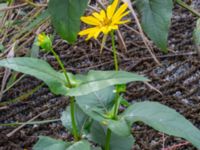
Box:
[70,97,79,141]
[104,31,120,150]
[50,48,72,87]
[175,0,200,18]
[105,129,112,150]
[110,31,120,119]
[112,92,120,119]
[50,48,79,141]
[111,31,119,71]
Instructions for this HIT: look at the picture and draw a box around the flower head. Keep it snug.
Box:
[79,0,129,40]
[36,33,52,51]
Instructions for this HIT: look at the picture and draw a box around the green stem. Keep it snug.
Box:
[111,31,120,118]
[50,48,72,87]
[104,31,120,150]
[111,31,119,71]
[112,92,120,119]
[50,48,79,141]
[175,0,200,18]
[105,129,112,150]
[70,97,79,141]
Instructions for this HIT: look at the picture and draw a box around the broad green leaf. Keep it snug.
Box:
[122,101,200,149]
[76,86,115,117]
[61,103,89,135]
[76,87,131,136]
[67,140,90,150]
[0,57,71,95]
[104,118,131,137]
[88,121,135,150]
[135,0,173,52]
[33,136,70,150]
[48,0,88,43]
[91,147,102,150]
[68,70,149,96]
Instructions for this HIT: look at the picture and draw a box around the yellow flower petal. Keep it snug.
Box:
[112,3,128,21]
[101,25,117,35]
[81,16,101,25]
[94,29,101,39]
[37,33,52,51]
[93,11,104,21]
[107,0,119,19]
[112,11,130,24]
[79,0,129,41]
[116,11,130,21]
[92,12,102,20]
[101,26,110,35]
[100,10,106,19]
[79,27,98,36]
[107,25,118,32]
[79,27,101,40]
[78,29,90,36]
[117,20,130,24]
[38,34,45,42]
[86,32,96,40]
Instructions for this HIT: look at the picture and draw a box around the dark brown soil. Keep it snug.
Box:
[0,1,200,150]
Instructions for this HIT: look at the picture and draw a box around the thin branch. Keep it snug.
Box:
[96,0,106,9]
[162,141,190,150]
[117,30,128,52]
[25,0,47,8]
[6,110,49,137]
[175,0,200,18]
[144,82,163,95]
[0,3,27,12]
[122,0,161,65]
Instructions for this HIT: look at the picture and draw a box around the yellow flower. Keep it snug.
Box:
[37,33,52,51]
[38,33,45,44]
[79,0,130,40]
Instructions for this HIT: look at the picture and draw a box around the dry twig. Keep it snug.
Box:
[122,0,161,65]
[6,109,49,137]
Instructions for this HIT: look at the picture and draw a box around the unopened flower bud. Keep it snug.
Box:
[36,33,52,51]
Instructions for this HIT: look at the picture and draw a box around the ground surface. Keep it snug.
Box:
[0,1,200,150]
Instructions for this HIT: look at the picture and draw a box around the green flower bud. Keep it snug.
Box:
[36,33,52,51]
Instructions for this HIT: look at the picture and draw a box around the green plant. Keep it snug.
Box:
[1,0,200,150]
[48,0,200,53]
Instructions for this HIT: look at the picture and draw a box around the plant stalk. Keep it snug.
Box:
[50,48,79,141]
[111,31,119,71]
[70,97,79,141]
[110,31,120,119]
[112,92,120,119]
[104,31,121,150]
[105,129,112,150]
[175,0,200,18]
[50,48,72,87]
